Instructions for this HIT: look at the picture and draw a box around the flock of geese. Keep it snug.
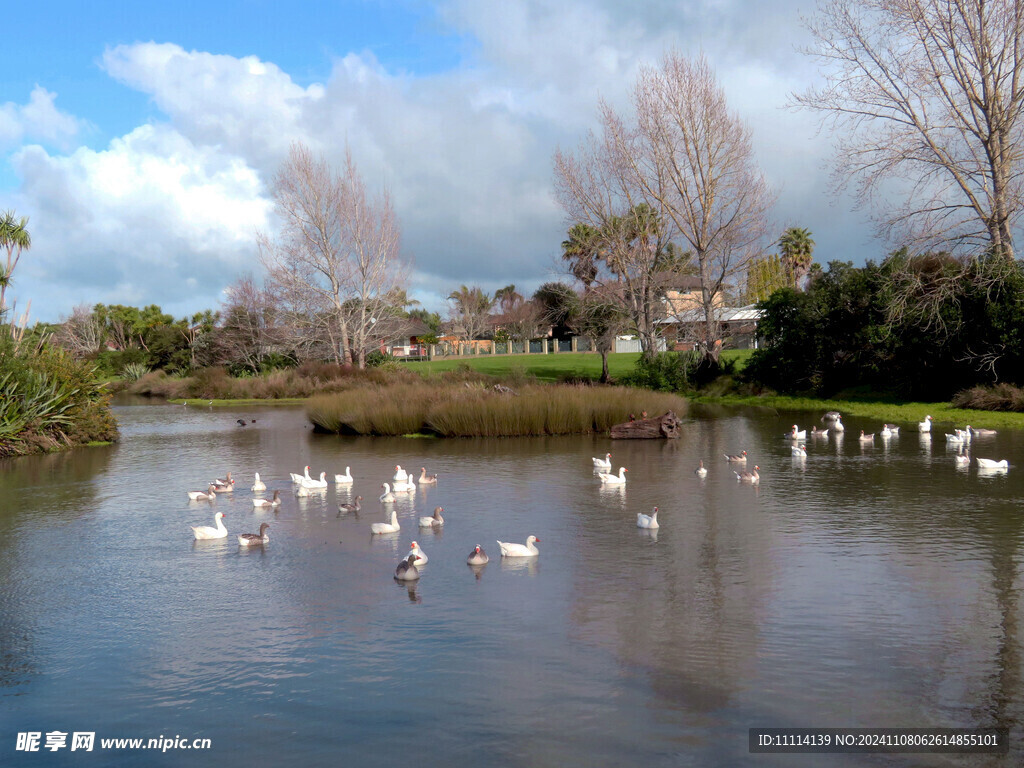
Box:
[185,463,542,582]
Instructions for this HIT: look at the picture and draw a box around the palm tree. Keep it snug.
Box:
[0,210,31,314]
[447,285,495,351]
[561,223,601,286]
[778,227,815,290]
[494,284,523,313]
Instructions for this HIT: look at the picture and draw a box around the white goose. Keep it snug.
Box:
[370,510,400,534]
[252,490,282,508]
[393,465,408,483]
[592,453,612,469]
[334,466,353,483]
[791,444,807,457]
[880,426,893,439]
[187,484,218,501]
[637,507,659,529]
[883,424,900,435]
[695,460,708,478]
[191,511,227,540]
[238,523,270,546]
[976,458,1009,469]
[787,425,807,440]
[409,541,428,565]
[392,475,416,493]
[419,506,444,527]
[290,466,313,484]
[831,417,845,433]
[945,433,963,445]
[379,483,396,503]
[497,535,540,557]
[954,451,970,467]
[301,471,328,490]
[251,473,266,491]
[597,466,628,484]
[919,415,933,432]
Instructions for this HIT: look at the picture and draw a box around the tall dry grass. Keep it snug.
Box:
[307,382,688,437]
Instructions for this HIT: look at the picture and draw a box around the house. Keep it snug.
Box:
[383,318,433,357]
[658,304,763,351]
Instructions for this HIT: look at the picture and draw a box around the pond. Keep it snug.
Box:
[2,398,1022,767]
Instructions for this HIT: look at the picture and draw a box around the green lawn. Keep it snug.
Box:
[400,349,753,382]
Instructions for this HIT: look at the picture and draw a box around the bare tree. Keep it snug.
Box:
[260,142,407,368]
[217,274,277,374]
[796,0,1024,258]
[555,52,771,365]
[570,284,629,383]
[54,304,103,358]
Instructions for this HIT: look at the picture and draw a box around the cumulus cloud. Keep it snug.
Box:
[0,86,83,152]
[6,0,876,321]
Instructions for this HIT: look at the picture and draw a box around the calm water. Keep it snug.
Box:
[3,398,1024,766]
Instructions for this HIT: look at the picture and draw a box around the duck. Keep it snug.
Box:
[467,545,489,565]
[597,467,628,484]
[251,473,266,492]
[787,425,807,440]
[211,472,234,493]
[238,523,270,546]
[637,507,659,529]
[592,453,612,469]
[393,465,408,483]
[191,511,227,540]
[811,427,829,438]
[971,426,997,436]
[334,466,353,483]
[379,483,396,503]
[791,444,807,457]
[252,490,282,508]
[919,415,933,432]
[883,424,900,435]
[734,466,760,484]
[392,476,417,493]
[370,510,400,534]
[859,430,875,443]
[395,553,421,581]
[300,471,328,490]
[419,506,444,527]
[976,458,1009,469]
[497,535,540,557]
[418,467,438,484]
[695,460,708,478]
[337,496,363,513]
[409,541,428,565]
[724,451,747,462]
[187,484,218,501]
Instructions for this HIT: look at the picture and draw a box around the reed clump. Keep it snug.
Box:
[307,382,688,437]
[952,384,1024,412]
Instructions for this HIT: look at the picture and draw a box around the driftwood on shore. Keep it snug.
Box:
[610,411,681,439]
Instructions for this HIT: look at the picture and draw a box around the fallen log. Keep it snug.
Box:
[610,410,681,439]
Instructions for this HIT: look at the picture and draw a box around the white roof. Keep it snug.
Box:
[657,305,764,324]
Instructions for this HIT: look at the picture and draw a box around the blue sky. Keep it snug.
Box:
[1,0,878,322]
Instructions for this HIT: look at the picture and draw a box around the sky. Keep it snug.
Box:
[0,0,879,323]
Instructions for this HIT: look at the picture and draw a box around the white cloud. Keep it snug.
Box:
[0,86,83,151]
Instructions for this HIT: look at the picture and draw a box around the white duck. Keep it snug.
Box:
[370,510,400,534]
[419,506,444,527]
[695,460,708,478]
[597,467,628,484]
[791,444,807,457]
[395,554,421,581]
[393,465,408,483]
[187,484,218,501]
[379,483,396,503]
[976,458,1009,469]
[418,467,438,484]
[191,511,227,540]
[238,523,270,546]
[592,453,612,470]
[334,466,353,483]
[409,541,428,565]
[301,471,328,490]
[252,490,282,508]
[251,473,266,491]
[637,507,660,529]
[497,535,540,557]
[919,415,933,432]
[735,466,760,484]
[787,425,807,440]
[467,545,489,565]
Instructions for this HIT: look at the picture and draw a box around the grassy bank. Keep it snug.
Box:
[697,393,1024,430]
[308,381,688,437]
